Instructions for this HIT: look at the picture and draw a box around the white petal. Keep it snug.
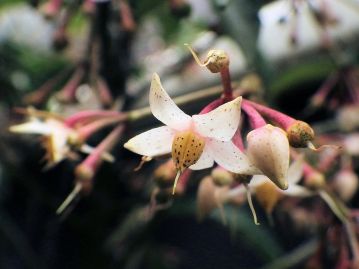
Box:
[9,120,52,135]
[124,126,175,157]
[287,157,304,184]
[189,144,214,170]
[208,139,260,175]
[283,185,314,197]
[149,73,192,131]
[192,97,242,141]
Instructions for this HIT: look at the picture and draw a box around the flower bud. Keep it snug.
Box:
[343,134,359,156]
[304,171,325,190]
[75,164,94,194]
[204,49,229,73]
[286,121,315,148]
[336,105,359,132]
[211,167,234,186]
[247,124,290,190]
[255,181,282,214]
[197,176,228,221]
[153,160,177,188]
[333,169,358,201]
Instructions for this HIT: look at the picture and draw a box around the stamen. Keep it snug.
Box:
[172,171,181,195]
[244,183,260,225]
[184,43,208,67]
[134,156,152,171]
[56,183,82,215]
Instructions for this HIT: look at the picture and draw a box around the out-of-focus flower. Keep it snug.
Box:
[235,158,311,215]
[10,116,113,167]
[343,133,359,156]
[10,117,72,166]
[246,124,290,190]
[197,176,229,222]
[124,73,259,193]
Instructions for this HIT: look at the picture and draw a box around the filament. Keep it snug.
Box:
[244,183,260,225]
[184,43,208,67]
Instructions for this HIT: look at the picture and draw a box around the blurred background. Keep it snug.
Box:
[1,0,359,268]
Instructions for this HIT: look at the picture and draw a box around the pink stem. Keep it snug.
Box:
[241,101,266,129]
[76,116,126,141]
[311,71,339,106]
[118,0,136,32]
[82,125,125,170]
[64,110,122,127]
[57,67,85,102]
[96,77,114,108]
[220,67,233,101]
[199,98,224,114]
[243,99,295,129]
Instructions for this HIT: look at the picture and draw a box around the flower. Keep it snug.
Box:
[10,117,113,167]
[10,117,72,166]
[246,124,290,190]
[124,73,259,193]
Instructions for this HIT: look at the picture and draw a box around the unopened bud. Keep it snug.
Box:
[75,164,94,194]
[304,171,325,190]
[211,167,234,186]
[333,169,358,201]
[153,161,177,188]
[67,131,83,147]
[286,120,315,148]
[204,49,229,73]
[247,124,290,190]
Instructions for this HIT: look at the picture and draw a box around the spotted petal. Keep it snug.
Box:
[149,73,192,131]
[193,97,242,141]
[124,126,175,157]
[208,139,260,175]
[189,144,214,170]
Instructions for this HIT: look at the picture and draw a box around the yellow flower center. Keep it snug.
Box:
[172,130,205,171]
[171,130,205,194]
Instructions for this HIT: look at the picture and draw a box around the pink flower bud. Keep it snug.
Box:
[247,124,290,190]
[333,168,358,202]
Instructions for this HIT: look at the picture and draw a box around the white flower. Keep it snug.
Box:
[10,117,113,167]
[10,118,72,165]
[124,73,259,192]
